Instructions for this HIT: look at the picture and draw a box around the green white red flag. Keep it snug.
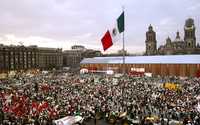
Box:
[101,12,125,51]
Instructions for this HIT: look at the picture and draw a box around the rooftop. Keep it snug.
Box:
[81,55,200,64]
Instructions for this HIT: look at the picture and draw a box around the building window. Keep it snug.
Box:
[188,43,191,47]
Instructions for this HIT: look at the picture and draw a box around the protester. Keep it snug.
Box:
[0,71,200,125]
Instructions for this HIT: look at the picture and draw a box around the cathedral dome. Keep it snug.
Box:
[174,31,183,42]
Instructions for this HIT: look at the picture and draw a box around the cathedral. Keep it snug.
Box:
[145,18,200,55]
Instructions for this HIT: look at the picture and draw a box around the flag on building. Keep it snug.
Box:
[101,11,125,51]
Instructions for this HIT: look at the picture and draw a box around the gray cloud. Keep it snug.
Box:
[0,0,199,53]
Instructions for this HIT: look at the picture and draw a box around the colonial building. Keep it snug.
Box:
[145,25,157,55]
[38,47,63,70]
[0,44,38,73]
[145,18,200,55]
[63,49,83,68]
[63,45,101,68]
[0,44,63,73]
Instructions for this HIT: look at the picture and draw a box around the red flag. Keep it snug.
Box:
[31,101,39,116]
[48,107,58,119]
[41,101,49,109]
[101,30,113,51]
[32,101,39,110]
[3,105,10,112]
[38,101,49,112]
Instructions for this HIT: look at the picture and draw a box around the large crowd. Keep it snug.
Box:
[0,71,200,125]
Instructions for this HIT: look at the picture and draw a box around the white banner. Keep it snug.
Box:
[54,116,83,125]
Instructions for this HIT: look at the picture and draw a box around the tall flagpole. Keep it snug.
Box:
[122,7,125,75]
[123,27,125,75]
[122,7,126,108]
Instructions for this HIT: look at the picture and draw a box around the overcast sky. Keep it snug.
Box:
[0,0,200,54]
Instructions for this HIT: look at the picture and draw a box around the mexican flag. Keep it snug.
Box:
[101,12,125,51]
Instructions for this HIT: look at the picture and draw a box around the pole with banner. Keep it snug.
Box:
[101,8,125,74]
[119,7,125,75]
[122,12,125,75]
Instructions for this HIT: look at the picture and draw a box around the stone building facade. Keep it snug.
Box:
[0,45,38,72]
[63,50,83,68]
[145,25,157,55]
[0,44,63,73]
[0,44,100,73]
[38,47,63,70]
[145,18,200,55]
[63,45,101,68]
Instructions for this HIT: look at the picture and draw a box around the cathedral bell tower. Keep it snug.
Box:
[145,25,157,55]
[184,18,196,48]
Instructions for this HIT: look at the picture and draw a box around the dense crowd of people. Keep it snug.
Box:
[0,71,200,125]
